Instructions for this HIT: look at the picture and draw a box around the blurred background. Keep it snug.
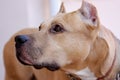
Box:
[0,0,120,79]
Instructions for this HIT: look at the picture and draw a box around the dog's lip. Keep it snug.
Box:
[20,56,32,64]
[17,54,33,65]
[16,48,33,65]
[33,65,43,69]
[15,42,34,65]
[33,63,60,71]
[46,65,60,71]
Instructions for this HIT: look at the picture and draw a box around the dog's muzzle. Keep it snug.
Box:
[15,35,60,71]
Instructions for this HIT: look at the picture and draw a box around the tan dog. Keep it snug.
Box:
[4,1,120,80]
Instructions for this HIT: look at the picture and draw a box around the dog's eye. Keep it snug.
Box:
[50,24,65,34]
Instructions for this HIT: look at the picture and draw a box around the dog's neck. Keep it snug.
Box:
[66,35,117,80]
[66,45,118,80]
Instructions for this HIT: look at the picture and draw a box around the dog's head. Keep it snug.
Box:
[15,1,100,71]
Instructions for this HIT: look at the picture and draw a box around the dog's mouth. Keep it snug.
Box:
[15,43,60,71]
[17,54,33,65]
[16,45,33,65]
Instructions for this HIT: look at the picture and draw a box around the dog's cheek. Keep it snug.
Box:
[67,43,91,62]
[55,35,91,62]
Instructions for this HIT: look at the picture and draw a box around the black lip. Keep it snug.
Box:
[33,64,43,69]
[33,63,60,71]
[45,63,60,71]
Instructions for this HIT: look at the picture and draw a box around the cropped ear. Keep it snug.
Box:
[59,2,66,13]
[79,0,99,27]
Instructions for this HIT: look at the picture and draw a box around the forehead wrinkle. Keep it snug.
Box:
[49,13,75,32]
[62,12,86,32]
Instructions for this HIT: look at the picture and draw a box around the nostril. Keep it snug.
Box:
[15,35,29,44]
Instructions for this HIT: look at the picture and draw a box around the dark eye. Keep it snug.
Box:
[49,24,65,34]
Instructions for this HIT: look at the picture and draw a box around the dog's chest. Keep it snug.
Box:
[74,67,97,80]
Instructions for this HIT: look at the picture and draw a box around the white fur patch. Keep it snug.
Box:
[74,67,97,80]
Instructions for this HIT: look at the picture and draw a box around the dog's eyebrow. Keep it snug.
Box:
[51,21,58,25]
[51,21,63,26]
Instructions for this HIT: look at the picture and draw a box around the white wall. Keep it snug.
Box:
[0,0,28,80]
[0,0,49,80]
[27,0,44,27]
[0,0,120,80]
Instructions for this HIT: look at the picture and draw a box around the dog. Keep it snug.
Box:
[4,1,120,80]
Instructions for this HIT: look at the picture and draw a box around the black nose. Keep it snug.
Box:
[15,35,29,44]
